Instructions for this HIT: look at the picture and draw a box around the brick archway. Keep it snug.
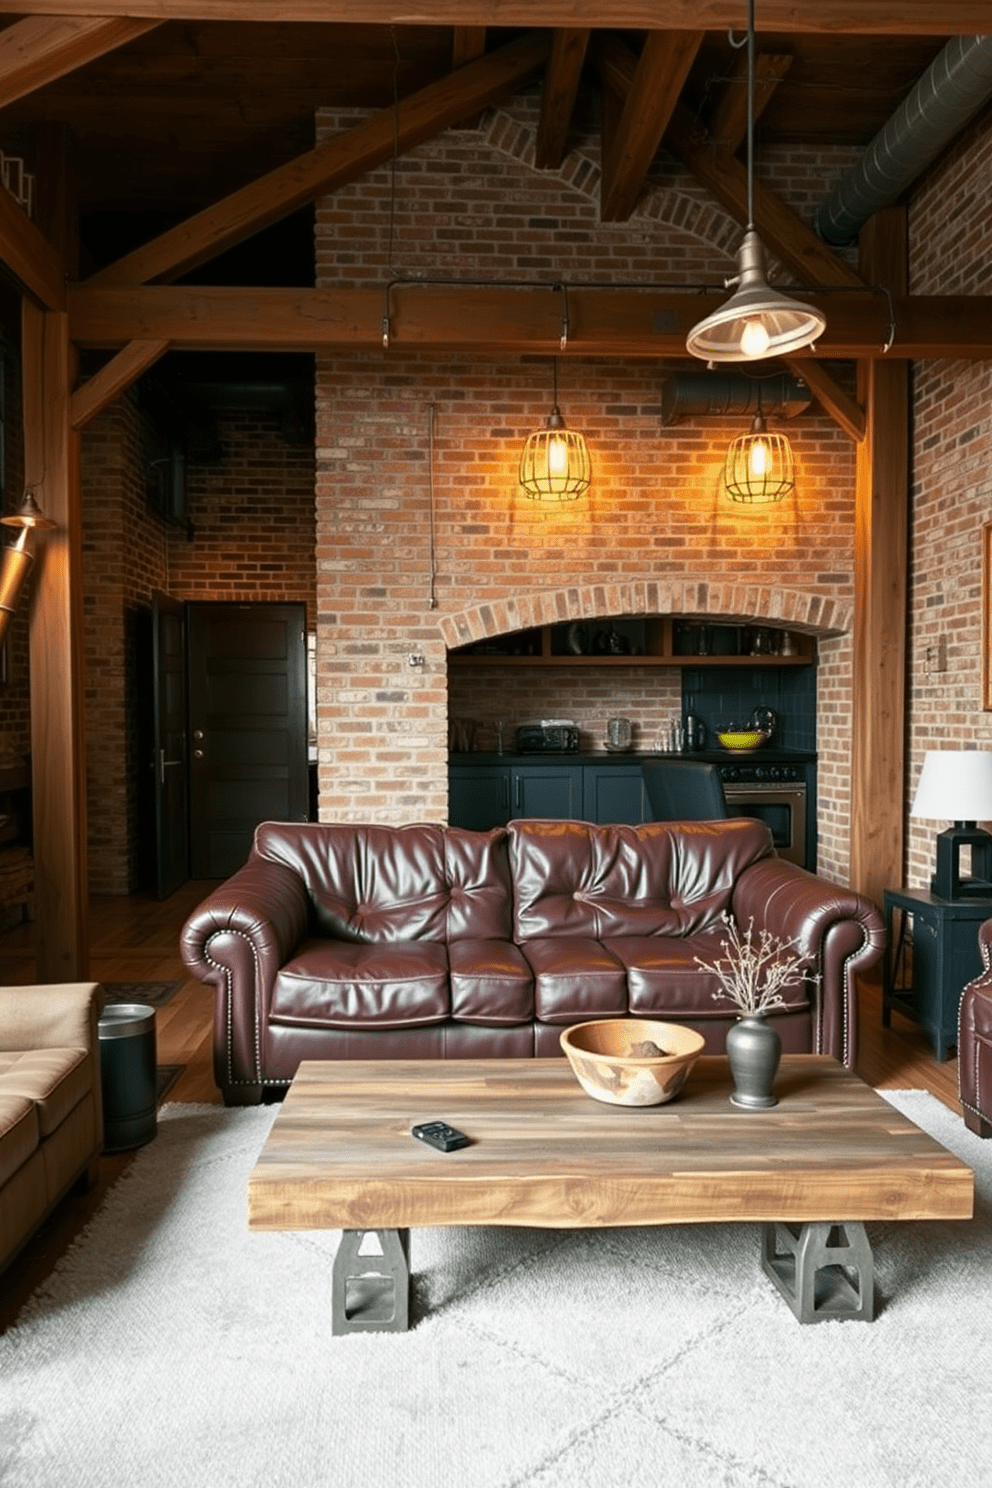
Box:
[438,579,851,652]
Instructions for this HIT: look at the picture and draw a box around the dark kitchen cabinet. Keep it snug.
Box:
[449,763,583,827]
[582,763,650,825]
[448,767,511,829]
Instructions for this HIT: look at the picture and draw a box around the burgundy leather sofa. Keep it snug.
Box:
[959,917,992,1136]
[180,817,886,1106]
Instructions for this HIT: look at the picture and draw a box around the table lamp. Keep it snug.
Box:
[910,750,992,899]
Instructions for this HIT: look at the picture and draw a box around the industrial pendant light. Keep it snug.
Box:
[519,357,590,501]
[723,406,794,504]
[0,487,57,648]
[686,0,825,364]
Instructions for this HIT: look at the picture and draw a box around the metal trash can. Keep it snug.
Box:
[98,1003,157,1152]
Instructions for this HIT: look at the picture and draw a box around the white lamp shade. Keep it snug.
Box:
[910,750,992,822]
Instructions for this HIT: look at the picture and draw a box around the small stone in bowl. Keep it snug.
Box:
[628,1039,666,1058]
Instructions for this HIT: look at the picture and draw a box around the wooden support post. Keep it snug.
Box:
[850,208,908,907]
[22,299,89,981]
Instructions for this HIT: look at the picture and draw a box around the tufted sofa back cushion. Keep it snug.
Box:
[252,822,513,943]
[509,817,774,941]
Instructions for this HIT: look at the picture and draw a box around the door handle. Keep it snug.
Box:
[193,749,204,760]
[158,749,183,784]
[514,776,522,811]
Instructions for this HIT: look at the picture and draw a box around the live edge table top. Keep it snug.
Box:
[247,1057,974,1235]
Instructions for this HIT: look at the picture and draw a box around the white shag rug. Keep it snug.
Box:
[0,1091,987,1488]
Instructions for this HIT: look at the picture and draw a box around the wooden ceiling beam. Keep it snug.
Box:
[452,26,486,67]
[0,16,162,108]
[535,28,588,170]
[784,355,866,443]
[708,50,793,156]
[0,175,66,310]
[66,282,992,360]
[0,3,984,37]
[451,25,486,126]
[86,30,550,288]
[600,29,703,222]
[70,338,170,429]
[598,32,864,291]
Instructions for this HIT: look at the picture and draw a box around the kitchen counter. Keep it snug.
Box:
[452,747,815,766]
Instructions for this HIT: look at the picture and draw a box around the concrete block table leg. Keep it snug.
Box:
[761,1221,874,1323]
[332,1228,411,1335]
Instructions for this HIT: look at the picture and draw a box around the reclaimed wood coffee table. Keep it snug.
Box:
[247,1055,973,1330]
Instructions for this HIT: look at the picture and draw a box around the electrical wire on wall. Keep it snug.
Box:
[428,402,438,610]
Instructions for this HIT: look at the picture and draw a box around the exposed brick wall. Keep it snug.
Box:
[908,104,992,892]
[82,394,316,892]
[315,104,859,878]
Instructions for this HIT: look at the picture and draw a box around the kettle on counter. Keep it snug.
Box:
[684,713,706,751]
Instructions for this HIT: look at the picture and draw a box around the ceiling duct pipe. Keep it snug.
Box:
[660,371,810,426]
[816,35,992,247]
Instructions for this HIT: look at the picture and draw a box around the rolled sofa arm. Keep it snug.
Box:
[730,856,886,1068]
[180,853,310,1101]
[958,915,992,1135]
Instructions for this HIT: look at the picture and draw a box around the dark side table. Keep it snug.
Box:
[882,887,992,1060]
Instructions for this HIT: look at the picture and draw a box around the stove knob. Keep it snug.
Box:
[770,765,781,780]
[755,766,767,781]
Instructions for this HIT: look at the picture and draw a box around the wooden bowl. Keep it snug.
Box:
[560,1018,705,1107]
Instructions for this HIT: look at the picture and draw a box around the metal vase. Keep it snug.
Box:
[726,1013,782,1109]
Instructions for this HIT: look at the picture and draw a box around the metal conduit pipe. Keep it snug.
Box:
[816,35,992,247]
[660,371,810,426]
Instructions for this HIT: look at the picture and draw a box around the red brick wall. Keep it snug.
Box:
[82,394,315,892]
[314,104,859,879]
[907,107,992,891]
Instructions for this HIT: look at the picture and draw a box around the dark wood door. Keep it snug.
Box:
[151,591,189,899]
[187,602,308,879]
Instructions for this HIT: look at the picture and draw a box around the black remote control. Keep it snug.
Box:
[411,1121,471,1152]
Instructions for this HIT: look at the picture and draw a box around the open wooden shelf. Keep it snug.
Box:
[450,618,816,668]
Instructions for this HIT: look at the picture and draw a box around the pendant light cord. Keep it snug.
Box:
[746,0,755,231]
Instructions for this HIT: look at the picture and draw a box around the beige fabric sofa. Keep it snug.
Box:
[0,982,105,1276]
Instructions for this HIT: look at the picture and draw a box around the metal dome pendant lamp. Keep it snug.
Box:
[686,0,826,364]
[519,356,590,502]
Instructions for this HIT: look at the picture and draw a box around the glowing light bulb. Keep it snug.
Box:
[547,434,568,479]
[740,317,770,358]
[749,438,769,477]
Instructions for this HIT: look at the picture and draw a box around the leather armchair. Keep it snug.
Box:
[959,917,992,1136]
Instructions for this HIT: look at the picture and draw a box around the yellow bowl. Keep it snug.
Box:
[560,1018,705,1107]
[717,730,766,752]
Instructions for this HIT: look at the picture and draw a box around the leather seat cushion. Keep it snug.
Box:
[270,940,450,1028]
[519,938,628,1023]
[448,940,534,1025]
[609,934,811,1018]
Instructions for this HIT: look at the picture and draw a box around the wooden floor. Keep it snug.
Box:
[0,882,965,1330]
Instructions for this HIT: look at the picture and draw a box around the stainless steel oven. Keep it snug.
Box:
[720,766,808,868]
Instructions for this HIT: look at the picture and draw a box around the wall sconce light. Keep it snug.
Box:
[686,0,825,364]
[723,411,795,504]
[911,749,992,900]
[519,357,590,501]
[0,488,57,648]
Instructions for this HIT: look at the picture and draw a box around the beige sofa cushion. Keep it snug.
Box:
[0,1093,39,1187]
[0,1048,92,1137]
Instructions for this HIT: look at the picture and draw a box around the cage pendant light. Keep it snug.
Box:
[686,0,825,363]
[519,358,590,501]
[723,411,794,503]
